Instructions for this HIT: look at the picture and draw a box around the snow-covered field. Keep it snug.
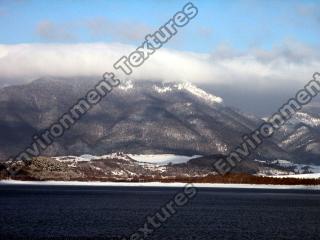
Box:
[1,180,320,190]
[274,173,320,179]
[53,153,200,166]
[128,154,201,165]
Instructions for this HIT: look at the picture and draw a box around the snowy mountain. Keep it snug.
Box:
[0,77,288,161]
[272,102,320,164]
[0,77,318,173]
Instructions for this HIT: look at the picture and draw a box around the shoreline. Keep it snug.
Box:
[1,180,320,190]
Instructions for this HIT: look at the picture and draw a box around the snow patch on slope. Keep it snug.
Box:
[175,82,223,104]
[295,112,320,127]
[280,126,309,148]
[153,85,172,93]
[118,79,134,91]
[152,81,223,104]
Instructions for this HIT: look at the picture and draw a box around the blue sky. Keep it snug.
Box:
[0,0,320,52]
[1,0,320,115]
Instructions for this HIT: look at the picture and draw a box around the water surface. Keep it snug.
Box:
[0,184,319,239]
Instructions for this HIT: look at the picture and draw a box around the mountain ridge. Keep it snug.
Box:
[0,77,319,168]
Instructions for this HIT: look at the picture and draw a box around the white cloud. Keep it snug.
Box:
[0,42,319,92]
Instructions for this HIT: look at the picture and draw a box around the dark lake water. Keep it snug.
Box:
[0,184,320,240]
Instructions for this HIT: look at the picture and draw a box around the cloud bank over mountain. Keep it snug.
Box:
[1,42,319,91]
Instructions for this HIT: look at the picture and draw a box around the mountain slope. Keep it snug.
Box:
[0,78,290,162]
[273,103,320,164]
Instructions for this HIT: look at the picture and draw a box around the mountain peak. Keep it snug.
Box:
[118,79,223,104]
[173,82,223,104]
